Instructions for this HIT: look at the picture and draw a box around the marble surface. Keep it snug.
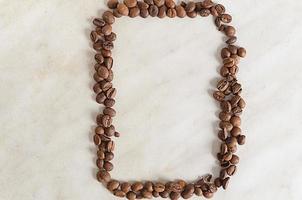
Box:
[1,0,302,199]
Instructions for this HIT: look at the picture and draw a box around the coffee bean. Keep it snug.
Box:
[103,107,116,117]
[103,11,115,24]
[237,135,246,145]
[181,184,194,199]
[165,0,175,8]
[224,26,236,37]
[159,191,170,198]
[187,11,197,18]
[103,57,113,69]
[158,6,167,18]
[221,48,231,58]
[214,17,221,28]
[227,165,237,176]
[93,18,106,27]
[95,126,105,135]
[220,13,232,23]
[114,190,126,197]
[220,143,228,154]
[107,180,120,191]
[232,106,242,116]
[121,182,131,193]
[170,182,182,193]
[129,7,140,17]
[223,57,235,68]
[108,0,119,9]
[96,92,106,104]
[94,134,101,145]
[104,152,114,161]
[95,54,104,64]
[219,168,228,179]
[104,98,115,107]
[105,32,116,41]
[142,190,153,199]
[213,91,225,101]
[230,116,241,127]
[222,177,230,189]
[219,112,231,122]
[140,8,149,18]
[106,87,117,98]
[143,181,153,192]
[91,31,100,43]
[203,191,214,198]
[93,83,102,93]
[230,127,241,137]
[102,41,114,50]
[200,8,210,17]
[201,0,214,8]
[97,170,111,182]
[217,79,229,91]
[138,1,149,9]
[214,178,222,187]
[226,136,237,147]
[170,191,180,200]
[97,150,105,159]
[126,191,136,200]
[218,129,228,141]
[238,47,246,58]
[132,182,144,192]
[105,125,115,136]
[124,0,137,8]
[113,8,122,17]
[102,24,112,36]
[176,5,186,18]
[220,66,229,77]
[152,191,160,197]
[231,83,242,94]
[104,161,113,171]
[194,187,203,196]
[154,0,164,7]
[167,8,177,18]
[100,134,111,142]
[99,81,112,91]
[117,3,130,15]
[97,66,109,79]
[93,41,103,51]
[221,100,231,112]
[154,182,165,192]
[99,114,112,127]
[210,6,218,16]
[215,4,225,14]
[107,140,115,152]
[185,1,195,12]
[101,49,112,57]
[230,154,239,164]
[230,95,240,107]
[149,5,159,17]
[226,36,237,45]
[144,0,154,5]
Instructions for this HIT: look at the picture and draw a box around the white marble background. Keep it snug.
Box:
[0,0,302,199]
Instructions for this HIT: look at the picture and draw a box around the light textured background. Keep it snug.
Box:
[0,0,302,199]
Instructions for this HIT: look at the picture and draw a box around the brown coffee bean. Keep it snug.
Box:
[230,116,241,127]
[97,66,109,79]
[220,13,232,23]
[214,178,222,188]
[95,54,104,64]
[149,5,159,17]
[102,41,114,51]
[230,127,241,137]
[154,0,164,7]
[104,98,115,107]
[210,6,218,16]
[237,135,246,145]
[102,24,112,36]
[165,0,175,8]
[218,129,228,141]
[219,112,231,122]
[181,184,194,199]
[200,8,210,17]
[93,41,103,51]
[124,0,137,8]
[220,168,228,179]
[224,26,236,37]
[237,99,245,109]
[230,154,239,164]
[103,11,115,24]
[214,17,221,28]
[226,36,237,45]
[96,92,106,104]
[220,143,228,154]
[187,11,197,18]
[114,190,126,197]
[117,3,130,15]
[217,79,229,91]
[104,125,115,136]
[121,182,131,193]
[144,0,154,5]
[231,83,242,94]
[103,57,113,69]
[220,66,229,77]
[93,83,102,93]
[230,95,241,107]
[103,107,116,117]
[157,6,167,18]
[167,8,177,18]
[113,8,123,17]
[215,4,225,14]
[221,47,231,58]
[170,182,182,193]
[104,152,114,161]
[97,149,105,159]
[220,100,231,112]
[232,106,243,116]
[194,187,203,196]
[126,191,136,200]
[185,1,195,12]
[201,0,214,8]
[104,161,113,171]
[94,134,101,145]
[99,114,112,127]
[138,1,149,9]
[97,170,111,182]
[170,192,180,200]
[95,126,105,135]
[107,140,115,152]
[132,182,144,192]
[93,18,106,27]
[223,57,235,68]
[142,190,153,199]
[238,47,246,58]
[228,45,237,55]
[129,7,140,17]
[105,32,116,42]
[159,191,170,198]
[176,5,186,18]
[154,182,165,192]
[213,91,225,101]
[107,180,120,191]
[140,8,149,18]
[90,31,99,43]
[222,177,230,189]
[99,81,112,91]
[227,165,237,176]
[108,0,119,9]
[203,191,214,199]
[226,136,237,147]
[101,49,112,58]
[106,88,117,98]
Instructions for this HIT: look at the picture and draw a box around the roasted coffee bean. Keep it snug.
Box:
[185,1,195,12]
[232,106,243,116]
[194,2,202,11]
[101,49,112,57]
[93,18,106,27]
[104,161,113,171]
[104,98,115,107]
[96,92,106,104]
[128,7,140,17]
[208,183,217,193]
[226,36,237,44]
[100,81,112,91]
[227,165,237,176]
[159,191,170,198]
[230,116,241,127]
[210,6,218,16]
[107,180,120,191]
[106,70,114,82]
[105,32,116,41]
[154,0,165,7]
[93,41,103,51]
[203,191,214,199]
[102,24,112,36]
[103,107,116,117]
[113,8,123,17]
[222,152,233,162]
[229,145,237,153]
[230,154,239,164]
[138,1,149,9]
[226,136,237,147]
[214,178,222,187]
[107,140,115,152]
[95,126,105,135]
[95,54,104,64]
[221,47,231,58]
[142,190,153,199]
[220,143,228,154]
[97,66,109,79]
[219,112,232,121]
[102,41,114,50]
[170,192,180,200]
[167,8,177,18]
[238,98,246,109]
[149,5,159,17]
[104,152,114,161]
[187,11,197,18]
[169,182,182,193]
[165,0,175,8]
[217,79,229,91]
[219,24,226,31]
[132,182,144,192]
[108,0,119,9]
[140,8,149,18]
[99,114,112,127]
[200,8,210,17]
[97,170,111,182]
[228,45,238,55]
[103,57,113,69]
[126,191,136,200]
[94,134,101,145]
[106,87,117,98]
[176,5,186,18]
[223,57,235,68]
[124,0,137,8]
[220,66,229,77]
[231,127,241,137]
[220,13,232,23]
[103,11,115,24]
[222,177,230,189]
[221,160,231,168]
[117,3,130,15]
[218,129,228,141]
[215,17,221,28]
[181,184,194,199]
[144,181,154,192]
[201,0,214,8]
[158,6,167,18]
[104,125,115,136]
[224,26,236,37]
[231,83,242,94]
[219,168,228,179]
[90,31,99,43]
[221,100,232,112]
[194,187,203,196]
[213,91,225,101]
[237,135,246,145]
[238,47,246,58]
[152,191,160,197]
[97,150,105,159]
[154,182,165,192]
[144,0,154,5]
[114,190,126,197]
[215,4,225,14]
[230,95,241,107]
[93,83,102,93]
[100,134,111,142]
[121,182,131,193]
[114,131,120,137]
